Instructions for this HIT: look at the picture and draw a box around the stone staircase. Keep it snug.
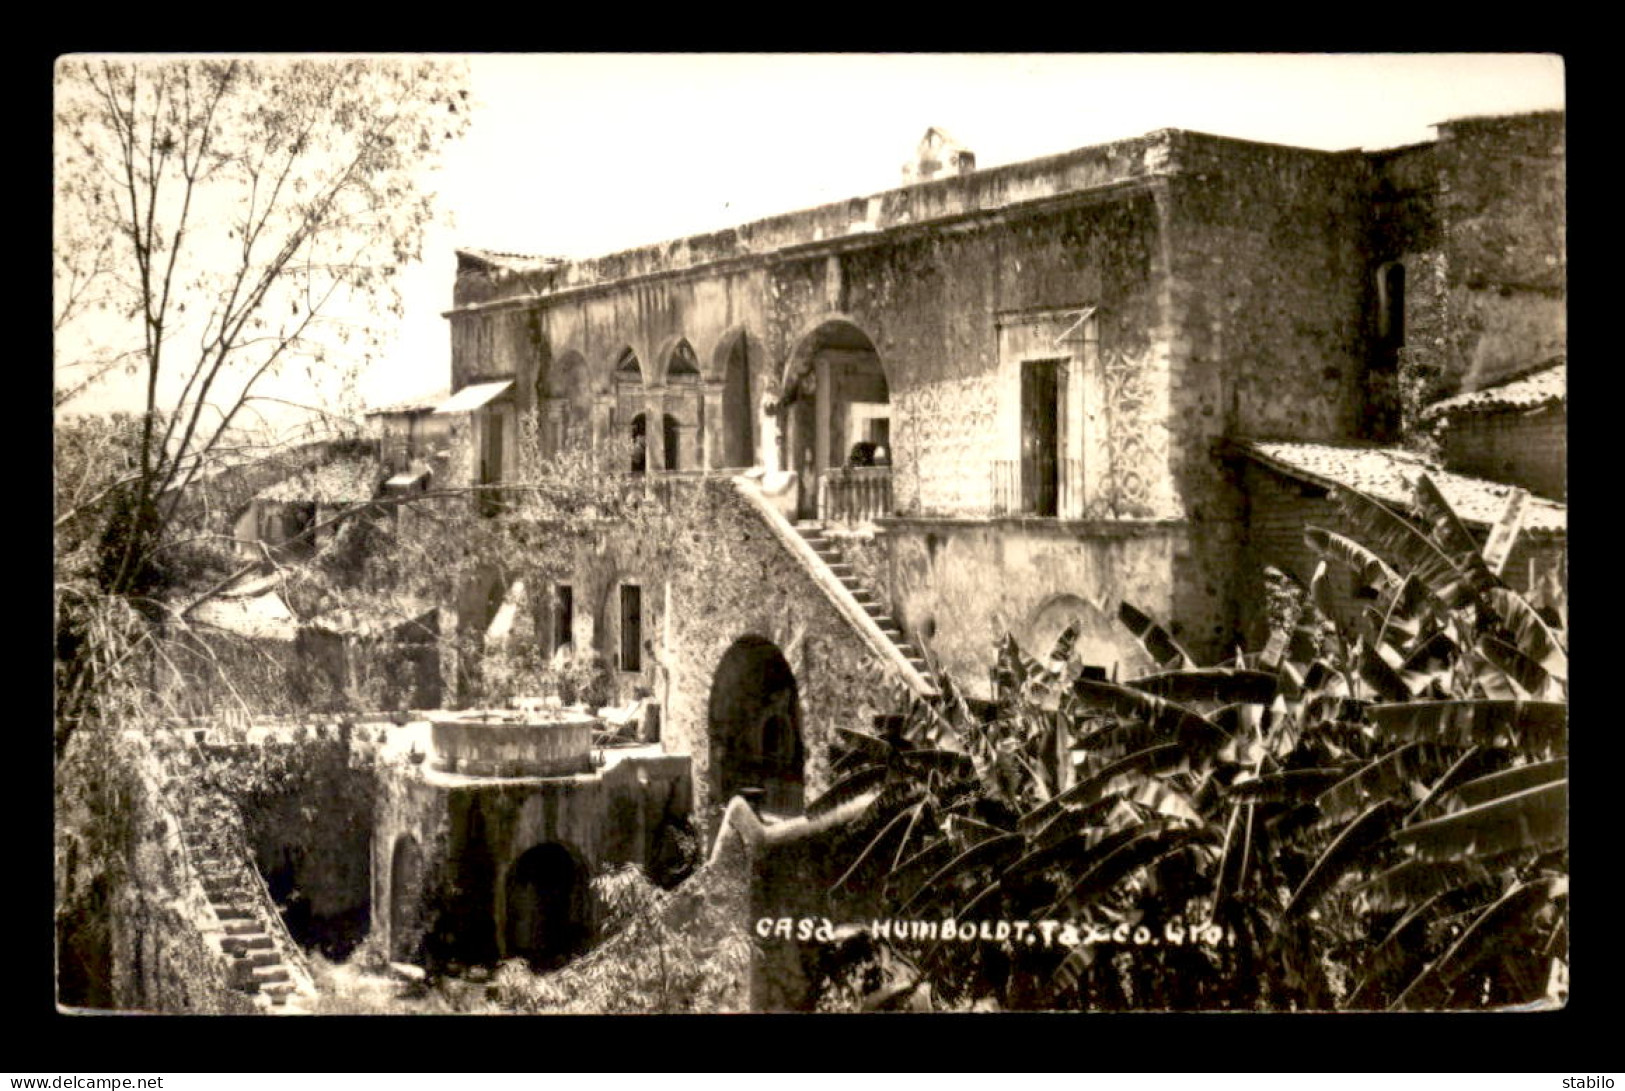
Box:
[176,795,315,1015]
[793,520,937,690]
[730,475,938,699]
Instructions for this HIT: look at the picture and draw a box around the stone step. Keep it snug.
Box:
[214,904,254,920]
[252,965,291,985]
[223,920,264,936]
[850,589,877,604]
[827,563,854,577]
[221,933,274,956]
[862,600,885,615]
[248,949,281,968]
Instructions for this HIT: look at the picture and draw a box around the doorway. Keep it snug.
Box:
[1021,359,1061,517]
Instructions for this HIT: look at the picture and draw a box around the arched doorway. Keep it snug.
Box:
[781,319,891,519]
[503,842,589,969]
[389,835,425,962]
[708,636,805,816]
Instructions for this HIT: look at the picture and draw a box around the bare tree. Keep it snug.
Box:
[53,55,470,755]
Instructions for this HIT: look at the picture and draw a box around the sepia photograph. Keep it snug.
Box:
[52,52,1567,1017]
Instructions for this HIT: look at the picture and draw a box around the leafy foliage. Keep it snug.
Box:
[807,475,1567,1011]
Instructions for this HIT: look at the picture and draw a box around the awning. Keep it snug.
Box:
[432,380,514,415]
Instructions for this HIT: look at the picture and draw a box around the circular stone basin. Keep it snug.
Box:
[429,711,596,778]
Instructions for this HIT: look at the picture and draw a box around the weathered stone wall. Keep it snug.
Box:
[1370,112,1565,413]
[877,518,1181,697]
[661,483,912,822]
[1161,135,1375,658]
[1433,112,1565,394]
[372,751,691,965]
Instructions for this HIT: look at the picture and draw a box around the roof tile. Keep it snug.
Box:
[1240,440,1565,533]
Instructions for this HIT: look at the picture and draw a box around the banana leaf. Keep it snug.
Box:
[1481,588,1566,678]
[1022,743,1186,834]
[1044,821,1218,918]
[1352,857,1494,913]
[896,832,1024,915]
[830,801,924,894]
[1305,525,1402,597]
[1117,601,1195,671]
[1123,667,1279,706]
[1225,767,1349,804]
[1072,678,1230,754]
[1283,799,1404,920]
[1366,699,1567,754]
[1316,743,1454,826]
[1439,758,1566,811]
[1411,475,1500,594]
[1391,779,1566,862]
[1475,635,1549,700]
[1390,876,1568,1010]
[1329,485,1489,609]
[805,764,889,819]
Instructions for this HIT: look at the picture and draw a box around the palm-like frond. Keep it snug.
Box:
[1365,699,1567,754]
[1117,601,1195,671]
[1390,876,1567,1010]
[1391,779,1566,862]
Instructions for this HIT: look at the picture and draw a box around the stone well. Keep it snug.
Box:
[429,710,596,778]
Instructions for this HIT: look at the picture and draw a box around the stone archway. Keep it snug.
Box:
[1025,593,1149,677]
[708,636,805,816]
[389,834,425,962]
[502,842,589,969]
[781,319,891,519]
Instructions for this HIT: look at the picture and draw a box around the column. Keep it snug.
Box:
[701,380,726,470]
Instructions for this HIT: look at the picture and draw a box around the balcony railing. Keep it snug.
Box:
[818,467,893,523]
[989,458,1083,518]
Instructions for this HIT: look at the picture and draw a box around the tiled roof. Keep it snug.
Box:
[1239,440,1566,534]
[366,389,449,416]
[255,456,382,505]
[1424,360,1566,417]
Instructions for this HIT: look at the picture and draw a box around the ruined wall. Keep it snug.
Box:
[1433,112,1566,394]
[1371,113,1565,416]
[372,751,691,967]
[56,733,258,1014]
[879,519,1181,698]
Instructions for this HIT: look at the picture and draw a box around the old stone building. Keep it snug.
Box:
[425,110,1566,830]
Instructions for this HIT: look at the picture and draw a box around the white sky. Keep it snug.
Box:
[62,53,1567,423]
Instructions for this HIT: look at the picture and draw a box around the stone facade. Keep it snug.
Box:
[435,111,1564,833]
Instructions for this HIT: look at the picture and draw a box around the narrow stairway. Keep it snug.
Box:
[177,792,313,1015]
[793,519,938,696]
